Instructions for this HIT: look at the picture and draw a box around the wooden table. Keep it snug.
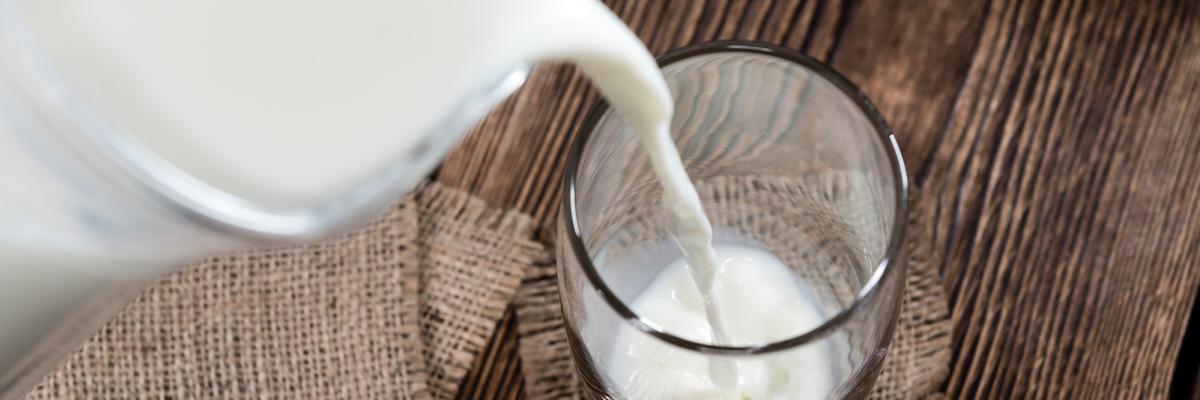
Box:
[433,0,1200,398]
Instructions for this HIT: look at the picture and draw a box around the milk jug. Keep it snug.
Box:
[0,0,666,396]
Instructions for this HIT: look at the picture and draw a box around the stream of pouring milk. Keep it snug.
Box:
[7,0,827,398]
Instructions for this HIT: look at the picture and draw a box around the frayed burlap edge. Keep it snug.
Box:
[25,181,551,400]
[514,247,581,400]
[415,182,544,400]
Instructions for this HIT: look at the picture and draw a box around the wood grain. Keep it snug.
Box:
[911,1,1200,397]
[433,0,1200,398]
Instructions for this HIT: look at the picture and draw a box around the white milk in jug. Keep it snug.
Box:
[2,1,835,398]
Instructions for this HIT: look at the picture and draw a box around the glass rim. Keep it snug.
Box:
[561,40,909,356]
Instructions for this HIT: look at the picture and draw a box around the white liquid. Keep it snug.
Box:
[2,0,802,397]
[12,0,664,205]
[2,0,679,391]
[608,246,835,399]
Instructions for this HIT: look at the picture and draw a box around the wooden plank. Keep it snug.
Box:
[902,0,1200,397]
[434,0,1200,398]
[829,0,987,181]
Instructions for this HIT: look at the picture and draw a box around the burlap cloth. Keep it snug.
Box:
[515,174,952,399]
[20,175,948,399]
[25,182,542,400]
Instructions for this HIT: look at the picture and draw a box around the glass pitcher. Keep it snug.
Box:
[0,0,657,397]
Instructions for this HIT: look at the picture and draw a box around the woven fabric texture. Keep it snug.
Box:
[414,183,541,399]
[28,197,428,399]
[26,182,544,400]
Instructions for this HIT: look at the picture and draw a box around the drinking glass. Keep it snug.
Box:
[557,41,908,399]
